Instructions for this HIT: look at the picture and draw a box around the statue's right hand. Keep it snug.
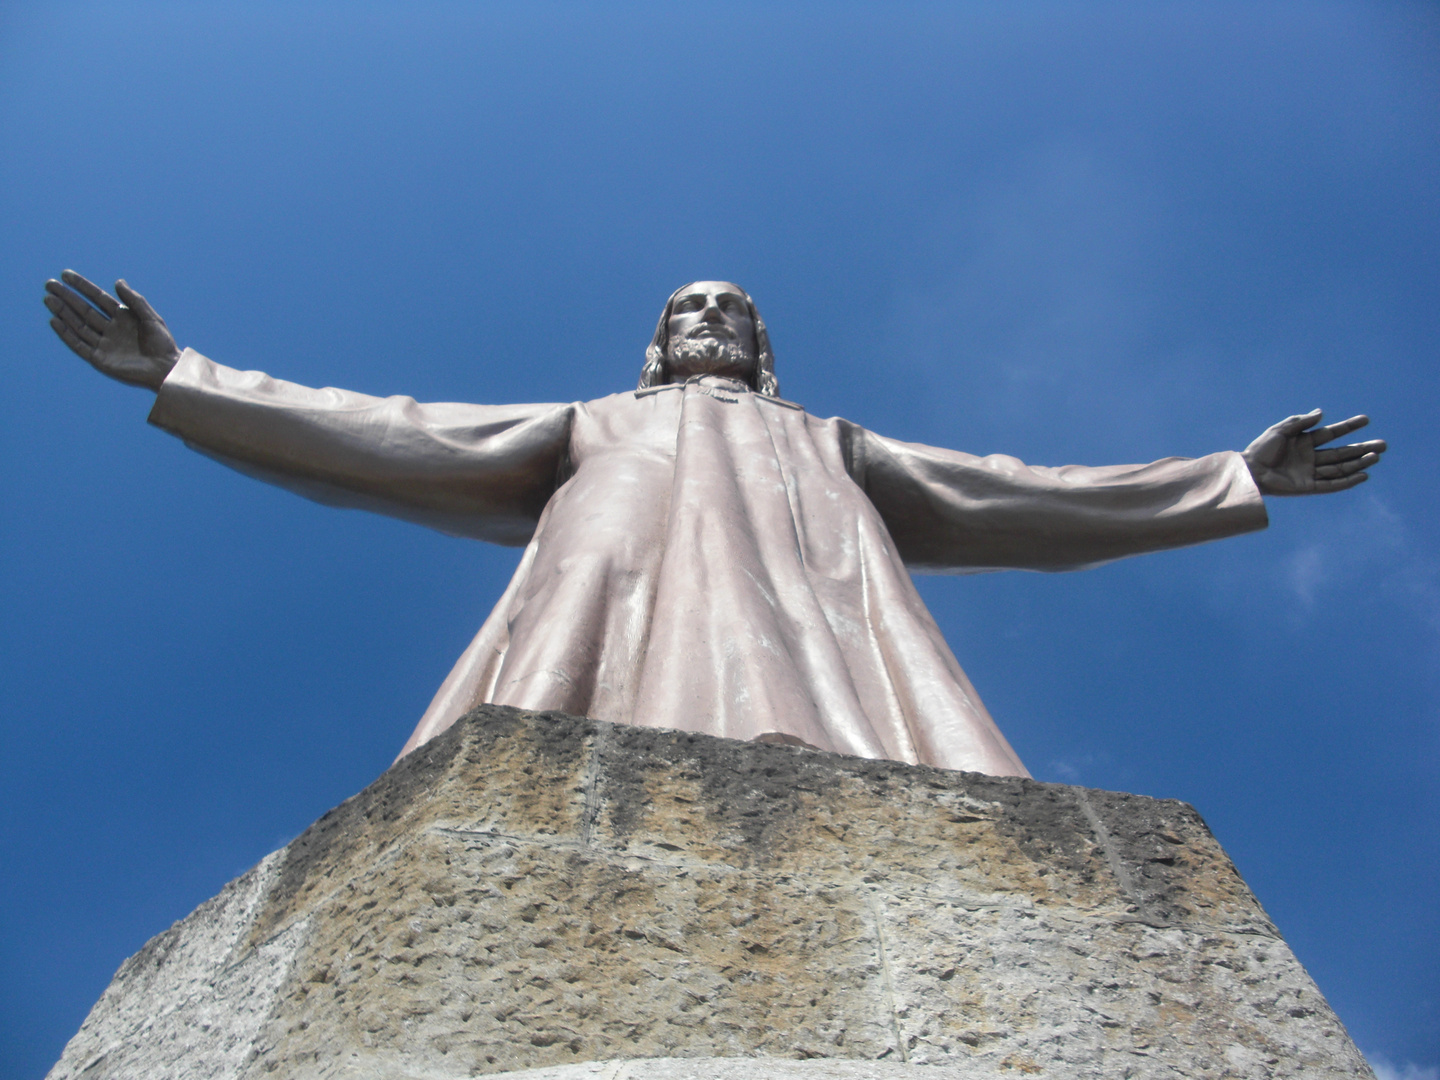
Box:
[44,270,181,391]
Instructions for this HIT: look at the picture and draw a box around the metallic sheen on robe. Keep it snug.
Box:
[149,349,1269,777]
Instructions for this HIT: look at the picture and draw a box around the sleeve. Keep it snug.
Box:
[855,427,1269,573]
[147,349,576,546]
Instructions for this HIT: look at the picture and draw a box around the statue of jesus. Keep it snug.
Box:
[44,272,1385,778]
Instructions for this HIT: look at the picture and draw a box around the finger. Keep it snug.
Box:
[114,279,159,321]
[50,317,96,361]
[1313,473,1367,494]
[1309,415,1369,447]
[1316,452,1380,479]
[43,290,109,335]
[61,270,120,317]
[1315,439,1386,464]
[1276,409,1323,435]
[45,279,114,329]
[44,295,103,346]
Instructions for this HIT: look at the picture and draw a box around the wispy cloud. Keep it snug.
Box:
[1286,544,1329,609]
[884,138,1180,456]
[1045,753,1105,785]
[1368,1053,1439,1080]
[1273,492,1440,649]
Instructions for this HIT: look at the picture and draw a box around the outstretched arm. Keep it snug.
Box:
[145,354,576,544]
[857,430,1269,574]
[1241,410,1386,495]
[43,269,575,545]
[43,271,180,390]
[858,407,1385,574]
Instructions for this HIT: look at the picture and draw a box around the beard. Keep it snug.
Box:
[668,334,756,380]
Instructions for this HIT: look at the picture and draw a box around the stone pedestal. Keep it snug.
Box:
[47,706,1372,1079]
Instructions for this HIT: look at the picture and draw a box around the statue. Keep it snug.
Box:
[44,272,1385,778]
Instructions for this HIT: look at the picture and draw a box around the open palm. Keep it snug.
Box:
[43,270,180,391]
[1241,409,1385,496]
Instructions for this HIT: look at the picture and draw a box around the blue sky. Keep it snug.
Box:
[2,3,1436,1075]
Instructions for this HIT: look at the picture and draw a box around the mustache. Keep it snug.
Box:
[685,322,737,341]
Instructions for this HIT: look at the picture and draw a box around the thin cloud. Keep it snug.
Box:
[1286,545,1328,609]
[1044,753,1107,786]
[1368,1053,1439,1080]
[1265,492,1436,653]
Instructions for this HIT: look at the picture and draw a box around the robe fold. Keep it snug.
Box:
[149,349,1268,777]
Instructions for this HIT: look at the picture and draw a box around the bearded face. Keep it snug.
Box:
[662,282,759,385]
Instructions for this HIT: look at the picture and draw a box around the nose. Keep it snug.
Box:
[701,294,724,321]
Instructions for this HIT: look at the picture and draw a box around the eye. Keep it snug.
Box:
[721,299,742,313]
[675,297,704,313]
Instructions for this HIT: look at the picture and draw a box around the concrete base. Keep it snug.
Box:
[47,706,1372,1079]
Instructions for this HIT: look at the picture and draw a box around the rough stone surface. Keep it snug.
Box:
[47,706,1373,1079]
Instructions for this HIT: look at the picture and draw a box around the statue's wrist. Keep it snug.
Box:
[145,349,182,391]
[1240,451,1262,484]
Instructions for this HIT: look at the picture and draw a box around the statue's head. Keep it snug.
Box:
[638,281,779,397]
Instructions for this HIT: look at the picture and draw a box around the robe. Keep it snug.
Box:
[149,349,1269,777]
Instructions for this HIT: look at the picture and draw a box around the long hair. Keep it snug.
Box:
[637,284,779,397]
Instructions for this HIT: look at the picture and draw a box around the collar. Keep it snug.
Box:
[634,376,804,410]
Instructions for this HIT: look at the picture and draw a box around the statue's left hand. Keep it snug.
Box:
[43,270,181,391]
[1242,409,1386,495]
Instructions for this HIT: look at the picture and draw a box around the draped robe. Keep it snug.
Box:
[149,349,1269,777]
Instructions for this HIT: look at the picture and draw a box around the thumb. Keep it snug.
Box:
[1277,408,1323,435]
[114,279,160,321]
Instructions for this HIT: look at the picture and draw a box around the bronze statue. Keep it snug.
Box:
[45,272,1384,776]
